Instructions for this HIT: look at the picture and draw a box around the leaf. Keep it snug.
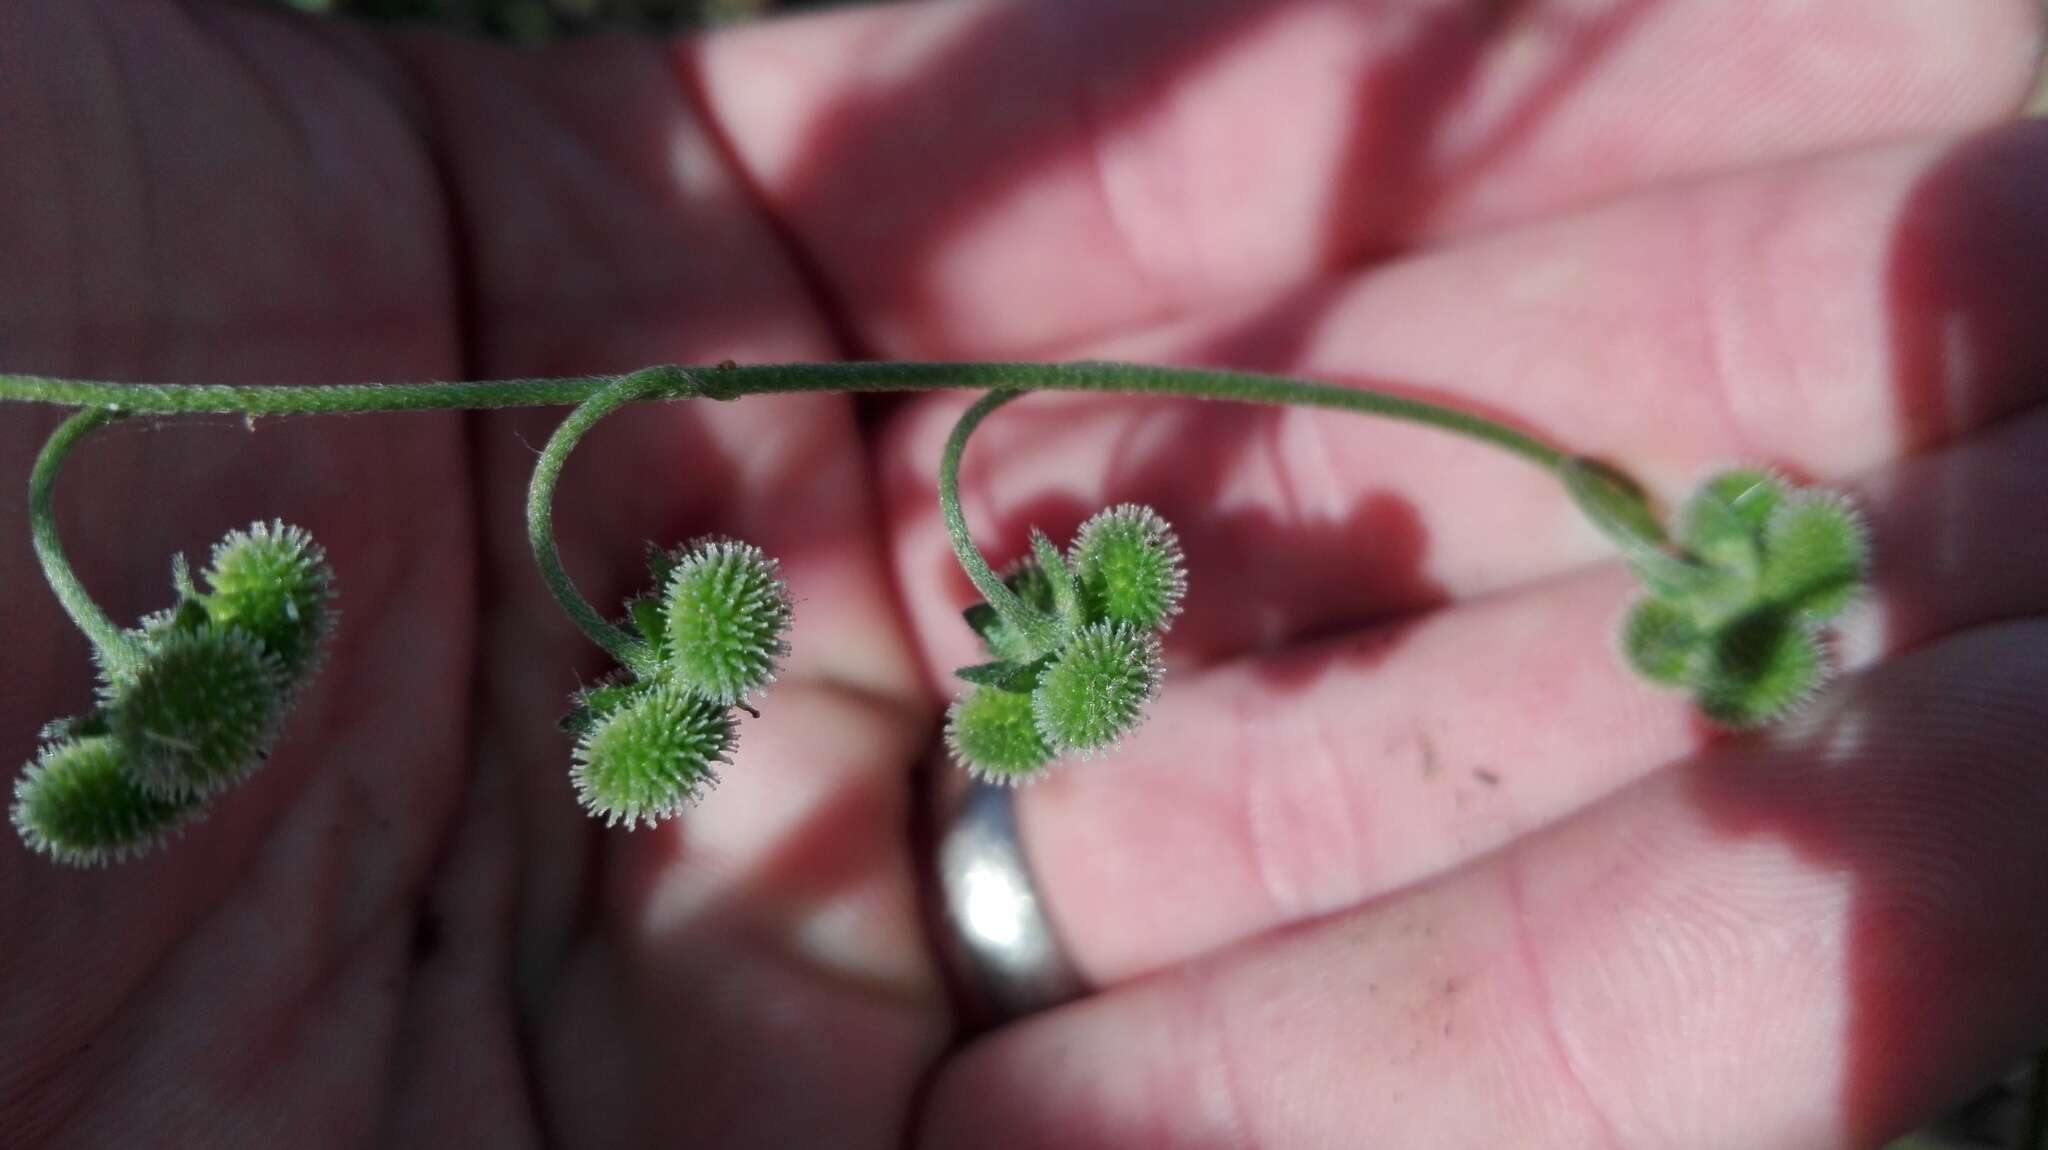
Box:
[628,597,669,658]
[1561,457,1667,552]
[168,595,212,635]
[1031,529,1084,631]
[1680,469,1785,580]
[954,657,1051,692]
[1561,458,1721,600]
[967,559,1067,663]
[171,553,197,600]
[560,680,646,735]
[38,711,110,745]
[962,601,1000,642]
[1760,492,1869,622]
[644,540,678,587]
[1620,598,1705,686]
[1004,555,1060,615]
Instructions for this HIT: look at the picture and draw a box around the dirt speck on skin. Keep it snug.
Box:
[1474,767,1501,787]
[1418,733,1440,780]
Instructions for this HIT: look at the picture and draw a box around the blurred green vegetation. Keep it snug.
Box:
[272,0,794,41]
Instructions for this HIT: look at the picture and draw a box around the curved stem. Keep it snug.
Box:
[0,362,1564,470]
[938,390,1064,657]
[31,410,144,673]
[526,369,690,676]
[5,362,1598,593]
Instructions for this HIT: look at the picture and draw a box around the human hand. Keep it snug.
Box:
[2,2,2044,1148]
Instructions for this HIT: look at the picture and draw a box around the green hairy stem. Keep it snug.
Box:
[525,368,695,675]
[9,358,1580,675]
[29,409,145,674]
[0,361,1567,472]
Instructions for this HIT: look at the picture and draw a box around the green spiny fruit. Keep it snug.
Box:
[200,521,337,683]
[661,538,793,705]
[945,685,1054,785]
[106,625,283,801]
[1694,612,1827,728]
[1031,620,1164,755]
[1070,503,1186,632]
[1620,597,1705,686]
[1759,491,1868,623]
[571,682,735,828]
[11,736,197,866]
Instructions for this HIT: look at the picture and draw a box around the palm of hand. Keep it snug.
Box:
[5,4,2047,1148]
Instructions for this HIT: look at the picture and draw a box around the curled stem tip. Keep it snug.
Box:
[30,409,143,672]
[939,389,1064,658]
[527,369,689,675]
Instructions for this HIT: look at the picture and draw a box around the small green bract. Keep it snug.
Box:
[661,538,792,705]
[1031,621,1163,754]
[11,736,197,866]
[200,520,337,683]
[105,625,283,800]
[1618,470,1868,727]
[965,556,1063,665]
[571,683,735,828]
[945,686,1053,785]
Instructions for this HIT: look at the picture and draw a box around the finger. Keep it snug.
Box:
[921,618,2048,1149]
[1010,404,2048,983]
[883,123,2048,671]
[693,0,2042,356]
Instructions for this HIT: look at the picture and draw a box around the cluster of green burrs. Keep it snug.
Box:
[560,538,792,828]
[11,523,336,865]
[946,504,1186,784]
[1571,464,1871,727]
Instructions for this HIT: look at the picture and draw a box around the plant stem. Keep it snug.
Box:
[6,360,1575,667]
[0,362,1565,470]
[30,410,145,674]
[525,368,690,675]
[937,389,1064,657]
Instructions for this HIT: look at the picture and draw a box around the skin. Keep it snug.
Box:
[1,0,2043,1146]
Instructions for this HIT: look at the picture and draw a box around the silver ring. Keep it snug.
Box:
[925,768,1087,1029]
